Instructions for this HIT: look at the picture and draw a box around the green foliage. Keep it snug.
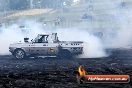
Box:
[0,0,73,11]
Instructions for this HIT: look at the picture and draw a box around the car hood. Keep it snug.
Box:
[9,42,30,47]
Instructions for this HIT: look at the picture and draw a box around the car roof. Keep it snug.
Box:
[38,33,57,36]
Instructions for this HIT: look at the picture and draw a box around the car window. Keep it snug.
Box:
[34,35,49,43]
[42,35,48,43]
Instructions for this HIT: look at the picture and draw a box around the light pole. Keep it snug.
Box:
[30,0,34,9]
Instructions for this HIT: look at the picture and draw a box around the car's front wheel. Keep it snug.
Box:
[14,49,26,59]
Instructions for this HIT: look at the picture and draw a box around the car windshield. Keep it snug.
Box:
[34,35,49,43]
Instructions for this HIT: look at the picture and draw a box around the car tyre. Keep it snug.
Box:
[14,49,26,59]
[58,49,72,59]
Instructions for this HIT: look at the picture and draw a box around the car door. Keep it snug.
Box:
[40,43,48,55]
[47,43,59,56]
[28,35,48,55]
[29,43,47,55]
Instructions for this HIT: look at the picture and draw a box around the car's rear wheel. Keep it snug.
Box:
[58,49,72,59]
[14,49,26,59]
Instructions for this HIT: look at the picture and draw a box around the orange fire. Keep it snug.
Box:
[76,66,130,84]
[78,65,86,76]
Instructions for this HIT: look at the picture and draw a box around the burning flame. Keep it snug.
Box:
[78,65,86,76]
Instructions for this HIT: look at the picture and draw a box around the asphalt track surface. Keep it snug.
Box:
[0,49,132,88]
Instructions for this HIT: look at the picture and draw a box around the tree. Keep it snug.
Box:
[8,0,29,10]
[0,0,10,11]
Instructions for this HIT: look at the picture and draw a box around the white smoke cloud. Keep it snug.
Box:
[0,1,132,58]
[0,21,107,58]
[103,7,132,48]
[0,24,24,55]
[55,28,107,58]
[0,20,44,55]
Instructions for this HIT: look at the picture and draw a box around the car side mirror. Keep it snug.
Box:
[31,39,33,42]
[24,38,29,43]
[31,39,34,43]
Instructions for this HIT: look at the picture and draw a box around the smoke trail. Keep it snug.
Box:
[0,21,106,58]
[55,28,107,58]
[0,20,44,55]
[102,6,132,48]
[0,0,132,58]
[0,24,24,55]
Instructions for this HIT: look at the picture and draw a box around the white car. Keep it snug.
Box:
[9,33,84,59]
